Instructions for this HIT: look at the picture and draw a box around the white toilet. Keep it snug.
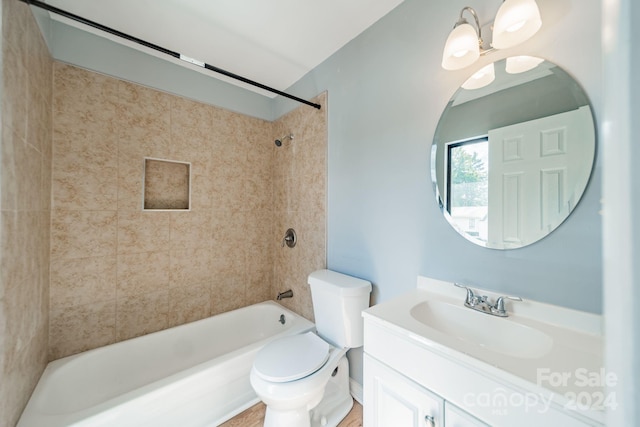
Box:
[250,269,371,427]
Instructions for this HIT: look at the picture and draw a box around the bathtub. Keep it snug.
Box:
[18,301,314,427]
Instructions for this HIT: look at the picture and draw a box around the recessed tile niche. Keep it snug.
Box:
[143,158,191,210]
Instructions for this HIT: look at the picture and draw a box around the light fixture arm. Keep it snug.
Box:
[456,7,483,49]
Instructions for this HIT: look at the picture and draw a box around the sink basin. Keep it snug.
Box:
[409,300,553,359]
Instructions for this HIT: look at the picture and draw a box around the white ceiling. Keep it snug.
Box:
[43,0,405,97]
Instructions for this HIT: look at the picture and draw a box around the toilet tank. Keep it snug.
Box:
[308,269,372,348]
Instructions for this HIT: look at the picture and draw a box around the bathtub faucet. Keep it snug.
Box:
[277,289,293,300]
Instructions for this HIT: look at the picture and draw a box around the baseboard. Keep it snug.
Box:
[349,378,364,405]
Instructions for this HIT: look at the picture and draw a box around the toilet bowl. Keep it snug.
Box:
[250,269,371,427]
[250,332,351,427]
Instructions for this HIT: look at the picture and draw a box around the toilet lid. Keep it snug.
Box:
[254,332,330,382]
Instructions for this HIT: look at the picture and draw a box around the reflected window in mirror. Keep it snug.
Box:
[446,138,489,242]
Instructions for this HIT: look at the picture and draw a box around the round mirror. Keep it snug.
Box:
[431,56,595,249]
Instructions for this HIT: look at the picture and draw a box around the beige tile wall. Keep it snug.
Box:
[0,0,53,426]
[272,93,328,321]
[50,63,284,359]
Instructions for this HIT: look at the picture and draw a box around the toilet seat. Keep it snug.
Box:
[254,332,330,382]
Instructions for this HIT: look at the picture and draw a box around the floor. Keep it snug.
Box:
[220,400,363,427]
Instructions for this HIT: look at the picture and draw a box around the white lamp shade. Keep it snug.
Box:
[441,23,480,70]
[461,63,495,90]
[505,55,544,74]
[492,0,542,50]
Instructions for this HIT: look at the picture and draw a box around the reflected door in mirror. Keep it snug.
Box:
[486,106,593,248]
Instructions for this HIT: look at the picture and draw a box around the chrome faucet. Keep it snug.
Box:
[454,283,521,317]
[277,289,293,300]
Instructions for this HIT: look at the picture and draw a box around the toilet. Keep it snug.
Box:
[250,269,372,427]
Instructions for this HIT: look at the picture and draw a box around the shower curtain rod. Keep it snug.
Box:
[21,0,322,110]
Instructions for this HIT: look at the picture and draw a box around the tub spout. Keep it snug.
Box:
[277,289,293,300]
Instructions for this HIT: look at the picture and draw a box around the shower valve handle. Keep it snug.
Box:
[282,228,297,248]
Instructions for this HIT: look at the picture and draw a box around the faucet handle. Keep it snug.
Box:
[454,283,476,305]
[493,295,522,315]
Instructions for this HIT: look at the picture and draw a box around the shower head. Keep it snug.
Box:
[274,133,294,147]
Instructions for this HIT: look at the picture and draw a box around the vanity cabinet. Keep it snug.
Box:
[364,354,487,427]
[362,313,603,427]
[364,354,443,426]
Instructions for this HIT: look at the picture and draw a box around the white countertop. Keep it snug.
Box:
[362,276,605,424]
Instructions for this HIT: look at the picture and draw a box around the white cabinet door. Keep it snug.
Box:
[444,402,489,427]
[364,354,443,427]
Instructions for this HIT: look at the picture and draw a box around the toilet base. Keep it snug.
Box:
[264,407,313,427]
[309,363,353,427]
[262,356,353,427]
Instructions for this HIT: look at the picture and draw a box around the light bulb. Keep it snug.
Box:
[462,63,495,90]
[506,20,526,33]
[442,22,480,70]
[492,0,542,49]
[505,55,544,73]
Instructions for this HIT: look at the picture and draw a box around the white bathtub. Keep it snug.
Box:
[18,301,314,427]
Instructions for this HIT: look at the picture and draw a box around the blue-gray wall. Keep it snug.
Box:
[602,0,640,423]
[276,0,603,314]
[37,12,274,120]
